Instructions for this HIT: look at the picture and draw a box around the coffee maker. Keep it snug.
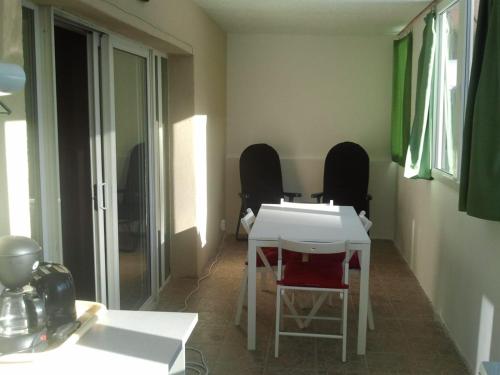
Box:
[31,262,77,335]
[0,236,47,354]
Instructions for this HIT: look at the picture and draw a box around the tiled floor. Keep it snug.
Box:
[157,237,470,375]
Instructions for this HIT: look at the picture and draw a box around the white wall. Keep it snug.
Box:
[395,17,500,373]
[226,34,396,239]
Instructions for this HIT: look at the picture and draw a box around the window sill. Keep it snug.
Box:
[432,168,460,191]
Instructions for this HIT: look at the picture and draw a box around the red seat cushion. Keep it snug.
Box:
[256,247,279,267]
[246,248,302,267]
[283,250,303,264]
[278,259,348,289]
[349,252,361,269]
[309,252,361,270]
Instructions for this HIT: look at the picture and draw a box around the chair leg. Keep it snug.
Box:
[282,292,304,329]
[295,292,306,311]
[234,268,248,326]
[280,291,285,329]
[304,292,328,327]
[342,290,348,363]
[235,216,242,240]
[275,287,282,358]
[235,201,245,241]
[368,297,375,330]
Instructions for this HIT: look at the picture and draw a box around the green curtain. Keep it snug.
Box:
[404,12,436,180]
[459,0,500,221]
[391,33,413,166]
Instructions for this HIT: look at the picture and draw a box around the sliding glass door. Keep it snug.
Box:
[101,36,156,310]
[23,6,169,310]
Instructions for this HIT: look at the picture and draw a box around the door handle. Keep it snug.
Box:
[99,182,108,210]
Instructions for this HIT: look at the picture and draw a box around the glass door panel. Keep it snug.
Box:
[54,24,96,301]
[112,48,151,310]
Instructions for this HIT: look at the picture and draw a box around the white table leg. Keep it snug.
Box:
[247,239,257,350]
[357,243,370,355]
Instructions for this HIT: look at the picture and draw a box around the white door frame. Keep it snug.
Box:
[30,4,64,263]
[101,34,158,310]
[88,31,108,304]
[152,52,170,289]
[20,1,46,250]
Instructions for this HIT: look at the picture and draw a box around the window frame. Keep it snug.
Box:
[21,1,51,254]
[432,0,477,180]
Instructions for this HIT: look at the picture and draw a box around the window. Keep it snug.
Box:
[433,0,479,177]
[434,0,463,176]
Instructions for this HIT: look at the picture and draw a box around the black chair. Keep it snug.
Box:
[312,142,372,216]
[236,143,301,240]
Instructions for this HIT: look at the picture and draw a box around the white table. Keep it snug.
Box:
[247,203,371,354]
[1,301,198,375]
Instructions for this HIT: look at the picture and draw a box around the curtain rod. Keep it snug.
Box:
[398,0,437,38]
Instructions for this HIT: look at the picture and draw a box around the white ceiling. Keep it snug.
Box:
[193,0,431,35]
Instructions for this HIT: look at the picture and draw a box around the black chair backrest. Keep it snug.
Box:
[125,143,146,195]
[240,143,284,214]
[323,142,369,213]
[121,142,146,220]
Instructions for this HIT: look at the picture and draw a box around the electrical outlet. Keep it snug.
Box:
[220,219,226,232]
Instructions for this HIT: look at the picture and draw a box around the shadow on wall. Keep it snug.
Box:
[170,226,200,279]
[193,115,207,249]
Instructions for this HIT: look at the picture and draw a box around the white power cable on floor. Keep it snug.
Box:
[179,233,226,313]
[185,365,202,375]
[181,232,226,375]
[186,346,210,375]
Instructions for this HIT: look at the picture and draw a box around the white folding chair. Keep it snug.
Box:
[234,209,304,328]
[305,210,375,330]
[275,238,351,362]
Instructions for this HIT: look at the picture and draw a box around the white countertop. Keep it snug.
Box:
[0,301,198,374]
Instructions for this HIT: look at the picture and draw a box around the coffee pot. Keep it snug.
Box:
[0,236,48,354]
